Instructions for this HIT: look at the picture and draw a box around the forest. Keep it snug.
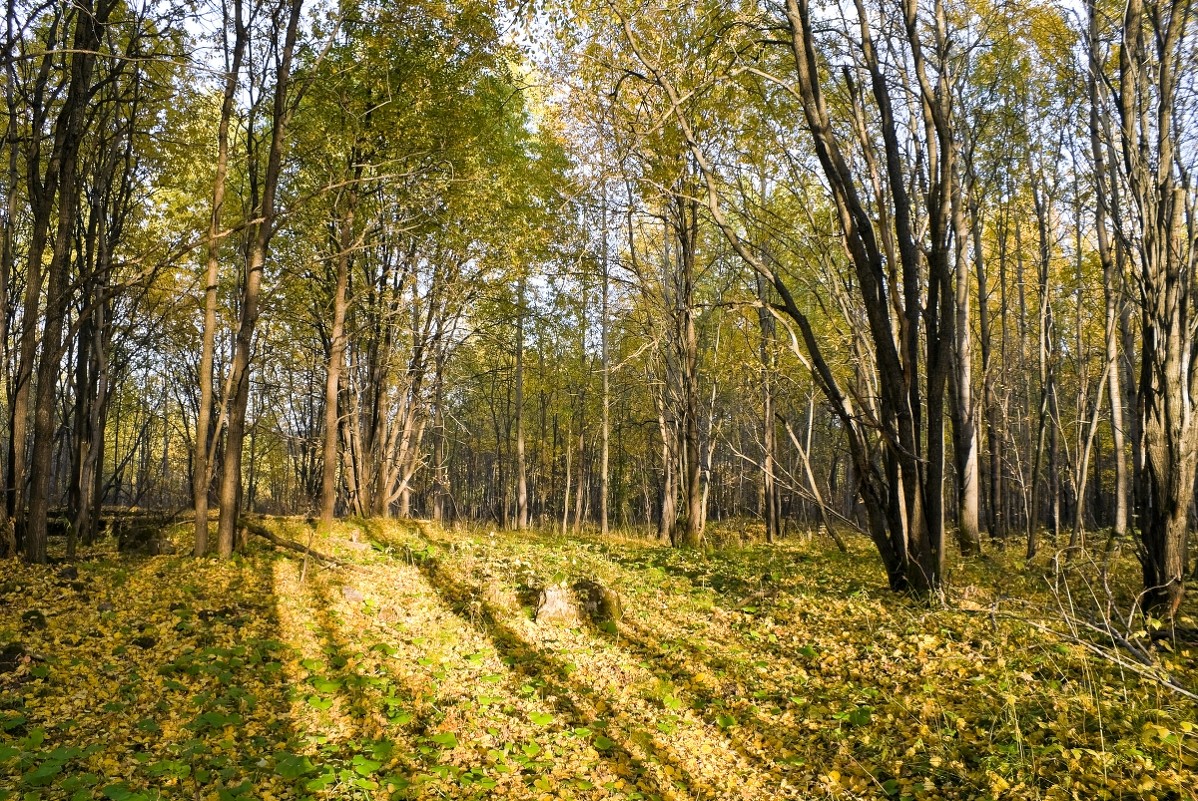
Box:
[1,0,1198,798]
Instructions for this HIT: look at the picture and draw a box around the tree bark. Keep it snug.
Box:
[1116,0,1194,615]
[756,273,779,544]
[1087,0,1129,539]
[194,0,246,556]
[319,173,356,531]
[515,276,528,530]
[27,0,112,564]
[599,190,611,537]
[216,0,303,557]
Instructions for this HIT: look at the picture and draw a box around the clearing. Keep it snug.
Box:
[1,521,1196,800]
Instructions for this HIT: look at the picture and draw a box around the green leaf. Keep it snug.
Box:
[530,711,553,726]
[846,706,872,727]
[310,677,342,693]
[429,732,457,749]
[217,780,252,800]
[306,695,333,711]
[23,761,63,787]
[305,770,336,791]
[274,752,316,780]
[593,735,614,751]
[146,759,190,779]
[58,775,99,793]
[351,755,381,776]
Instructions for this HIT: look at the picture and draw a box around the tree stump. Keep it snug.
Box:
[534,584,577,625]
[533,579,622,626]
[573,579,623,623]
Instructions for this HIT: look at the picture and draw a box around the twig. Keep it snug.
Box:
[957,604,1198,701]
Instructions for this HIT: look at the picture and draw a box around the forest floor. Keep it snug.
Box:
[1,519,1196,801]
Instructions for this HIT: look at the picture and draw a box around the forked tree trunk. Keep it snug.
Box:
[216,0,303,557]
[27,0,113,564]
[1115,0,1193,615]
[195,0,246,556]
[619,0,959,593]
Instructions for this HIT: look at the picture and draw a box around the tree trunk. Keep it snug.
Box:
[515,276,528,530]
[319,176,355,531]
[1116,0,1193,615]
[27,0,111,563]
[1087,0,1129,540]
[9,7,65,550]
[0,0,18,557]
[656,405,675,544]
[676,195,702,547]
[599,191,611,537]
[216,0,303,557]
[194,1,246,555]
[950,164,981,555]
[756,273,779,543]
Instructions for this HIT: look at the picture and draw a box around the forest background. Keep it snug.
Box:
[4,1,1198,799]
[0,0,1197,608]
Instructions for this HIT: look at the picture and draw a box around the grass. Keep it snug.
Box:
[0,517,1195,800]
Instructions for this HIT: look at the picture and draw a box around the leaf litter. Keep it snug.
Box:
[1,518,1195,800]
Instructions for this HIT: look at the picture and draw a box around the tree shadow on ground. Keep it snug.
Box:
[398,522,849,794]
[0,542,308,800]
[400,545,706,800]
[376,519,798,799]
[272,558,436,794]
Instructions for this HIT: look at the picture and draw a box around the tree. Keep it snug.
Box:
[1110,0,1196,615]
[194,0,248,556]
[216,0,304,557]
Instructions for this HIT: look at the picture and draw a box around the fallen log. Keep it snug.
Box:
[240,518,344,567]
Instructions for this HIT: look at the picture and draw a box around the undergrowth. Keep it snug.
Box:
[0,518,1194,800]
